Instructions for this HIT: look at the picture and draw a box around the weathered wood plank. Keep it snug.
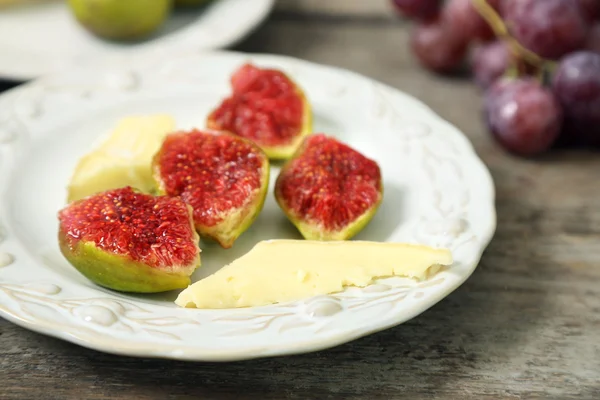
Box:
[2,6,600,400]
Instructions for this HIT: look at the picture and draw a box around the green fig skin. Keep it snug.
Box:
[204,163,270,248]
[152,130,271,249]
[206,64,314,161]
[280,196,383,241]
[274,135,383,241]
[275,166,383,241]
[58,188,201,293]
[59,233,200,293]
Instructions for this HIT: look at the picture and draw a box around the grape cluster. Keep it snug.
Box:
[391,0,600,156]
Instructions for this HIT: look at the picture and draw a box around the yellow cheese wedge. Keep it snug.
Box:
[67,114,176,202]
[175,240,453,309]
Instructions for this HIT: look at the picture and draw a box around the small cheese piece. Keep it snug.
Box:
[175,240,453,309]
[67,114,175,202]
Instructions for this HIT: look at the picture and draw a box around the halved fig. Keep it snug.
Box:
[58,187,201,293]
[207,63,313,160]
[152,129,270,248]
[275,134,383,241]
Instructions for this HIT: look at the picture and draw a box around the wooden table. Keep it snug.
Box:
[2,1,599,399]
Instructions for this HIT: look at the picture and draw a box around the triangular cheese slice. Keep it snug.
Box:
[175,240,453,309]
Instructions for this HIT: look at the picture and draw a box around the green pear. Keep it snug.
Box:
[67,0,172,41]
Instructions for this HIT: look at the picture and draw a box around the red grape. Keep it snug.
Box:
[390,0,441,21]
[502,0,590,60]
[586,23,600,53]
[443,0,495,42]
[470,40,512,89]
[484,77,563,156]
[552,51,600,123]
[576,0,600,23]
[410,19,468,73]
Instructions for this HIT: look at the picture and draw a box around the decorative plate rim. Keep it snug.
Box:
[0,50,496,361]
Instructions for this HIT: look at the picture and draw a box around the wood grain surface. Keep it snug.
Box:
[2,1,600,399]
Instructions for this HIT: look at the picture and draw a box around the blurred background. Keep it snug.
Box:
[1,0,598,156]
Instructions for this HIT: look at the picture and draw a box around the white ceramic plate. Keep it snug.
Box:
[0,0,274,81]
[0,51,496,361]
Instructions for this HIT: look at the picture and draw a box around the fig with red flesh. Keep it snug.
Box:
[207,63,313,160]
[153,129,270,249]
[275,134,383,241]
[58,187,201,293]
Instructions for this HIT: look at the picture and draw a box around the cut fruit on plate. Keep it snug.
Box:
[175,240,453,309]
[275,134,383,241]
[0,51,496,362]
[66,114,176,203]
[207,63,313,160]
[58,187,201,293]
[153,129,270,249]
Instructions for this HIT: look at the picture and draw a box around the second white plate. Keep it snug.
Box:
[0,0,274,80]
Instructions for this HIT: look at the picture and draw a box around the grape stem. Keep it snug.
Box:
[470,0,555,72]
